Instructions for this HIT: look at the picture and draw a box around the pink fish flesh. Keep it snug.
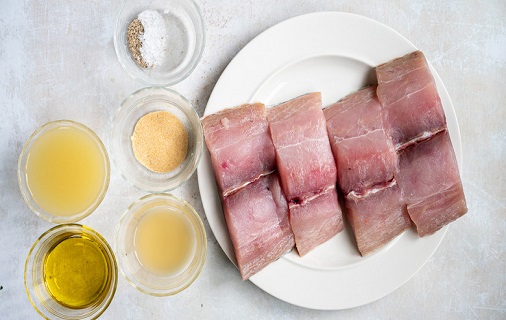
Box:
[324,86,397,195]
[222,172,295,280]
[288,186,343,256]
[345,182,411,255]
[267,92,337,203]
[325,86,410,255]
[396,130,467,236]
[202,103,276,196]
[267,92,343,255]
[376,51,447,149]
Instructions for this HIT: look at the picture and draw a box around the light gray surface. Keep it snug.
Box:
[0,0,504,319]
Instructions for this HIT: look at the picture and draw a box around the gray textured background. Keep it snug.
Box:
[0,0,504,319]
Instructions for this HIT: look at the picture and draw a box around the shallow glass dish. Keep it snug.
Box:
[115,193,207,296]
[111,87,203,192]
[25,224,118,320]
[18,120,110,224]
[114,0,205,86]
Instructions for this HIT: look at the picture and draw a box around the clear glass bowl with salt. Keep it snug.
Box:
[114,0,205,86]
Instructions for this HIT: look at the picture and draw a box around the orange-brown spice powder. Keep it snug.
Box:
[131,111,188,173]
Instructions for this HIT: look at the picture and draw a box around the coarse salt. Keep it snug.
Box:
[138,10,168,67]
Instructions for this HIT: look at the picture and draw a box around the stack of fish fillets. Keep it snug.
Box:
[325,51,467,255]
[267,92,344,257]
[202,103,295,280]
[376,51,467,237]
[324,86,411,256]
[202,50,468,280]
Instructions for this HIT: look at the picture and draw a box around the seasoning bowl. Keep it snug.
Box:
[25,224,118,320]
[111,87,203,192]
[115,193,207,296]
[18,120,110,224]
[113,0,205,86]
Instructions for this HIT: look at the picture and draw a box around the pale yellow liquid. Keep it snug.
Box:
[25,126,107,216]
[134,209,196,275]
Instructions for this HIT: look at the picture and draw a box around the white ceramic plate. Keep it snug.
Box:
[197,12,462,310]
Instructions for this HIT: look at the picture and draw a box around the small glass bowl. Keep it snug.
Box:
[25,224,118,320]
[114,0,205,86]
[111,87,203,193]
[115,193,207,296]
[18,120,110,224]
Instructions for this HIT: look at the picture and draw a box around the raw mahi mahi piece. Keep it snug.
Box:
[345,182,411,255]
[324,86,397,195]
[267,92,337,202]
[397,130,467,236]
[376,51,446,148]
[324,86,410,255]
[202,103,276,196]
[289,187,343,256]
[268,92,343,255]
[222,173,294,280]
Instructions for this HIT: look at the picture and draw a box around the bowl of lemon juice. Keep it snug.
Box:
[116,193,206,296]
[18,120,110,223]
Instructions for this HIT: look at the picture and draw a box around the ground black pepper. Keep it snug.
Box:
[127,18,148,68]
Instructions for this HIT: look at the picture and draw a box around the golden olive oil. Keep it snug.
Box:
[134,209,196,275]
[43,236,109,308]
[25,125,107,216]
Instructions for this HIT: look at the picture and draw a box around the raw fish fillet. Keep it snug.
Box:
[202,103,276,196]
[222,173,294,280]
[376,51,446,148]
[324,86,397,195]
[267,92,343,256]
[345,182,411,255]
[397,130,467,236]
[289,187,343,256]
[267,92,337,203]
[325,86,410,255]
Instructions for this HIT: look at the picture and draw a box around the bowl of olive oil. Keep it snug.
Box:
[25,224,117,319]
